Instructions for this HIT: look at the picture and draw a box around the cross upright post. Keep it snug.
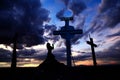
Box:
[87,35,97,67]
[53,17,83,67]
[11,34,17,69]
[60,17,73,27]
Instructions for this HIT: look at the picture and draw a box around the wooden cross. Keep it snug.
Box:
[53,17,83,67]
[11,34,17,69]
[86,35,97,66]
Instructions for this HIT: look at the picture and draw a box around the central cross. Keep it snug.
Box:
[53,17,83,67]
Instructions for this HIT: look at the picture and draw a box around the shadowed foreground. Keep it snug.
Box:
[0,65,120,80]
[1,43,120,80]
[0,54,120,80]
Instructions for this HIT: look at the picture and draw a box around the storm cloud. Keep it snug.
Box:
[98,0,120,27]
[82,0,120,41]
[69,0,86,16]
[97,40,120,62]
[0,48,11,62]
[0,0,50,47]
[61,0,70,7]
[44,24,60,43]
[56,0,86,18]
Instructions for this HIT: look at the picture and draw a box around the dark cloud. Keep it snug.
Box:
[53,47,66,61]
[18,48,47,61]
[56,0,86,18]
[0,0,50,47]
[17,50,46,63]
[0,47,38,62]
[0,0,12,10]
[0,48,11,62]
[33,54,47,61]
[82,1,120,42]
[82,0,120,39]
[107,32,120,38]
[98,0,120,27]
[75,15,86,29]
[73,54,91,61]
[71,15,85,44]
[17,47,66,62]
[17,49,36,57]
[71,34,82,44]
[102,7,120,27]
[54,47,91,62]
[61,0,70,7]
[44,24,60,43]
[56,9,65,19]
[97,41,120,61]
[69,0,86,15]
[99,0,118,13]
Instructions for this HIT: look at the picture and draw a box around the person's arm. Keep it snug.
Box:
[52,44,54,49]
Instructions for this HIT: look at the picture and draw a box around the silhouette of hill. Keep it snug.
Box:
[0,42,120,80]
[0,52,120,80]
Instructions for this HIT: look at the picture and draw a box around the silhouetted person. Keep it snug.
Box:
[36,43,66,80]
[47,43,54,53]
[37,42,58,69]
[46,43,55,60]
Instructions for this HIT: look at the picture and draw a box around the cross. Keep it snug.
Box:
[86,35,97,67]
[53,17,83,67]
[11,33,17,69]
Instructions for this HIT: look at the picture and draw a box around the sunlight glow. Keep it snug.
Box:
[75,60,93,66]
[72,51,81,57]
[27,44,46,50]
[17,59,43,67]
[0,44,13,51]
[0,62,11,67]
[19,64,39,67]
[75,59,120,66]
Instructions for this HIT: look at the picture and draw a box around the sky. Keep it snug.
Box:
[0,0,120,67]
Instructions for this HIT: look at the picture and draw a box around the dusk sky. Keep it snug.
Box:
[0,0,120,67]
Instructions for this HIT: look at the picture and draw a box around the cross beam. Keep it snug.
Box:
[87,35,97,66]
[53,17,83,67]
[53,30,83,34]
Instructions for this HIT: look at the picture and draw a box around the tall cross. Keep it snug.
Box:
[11,34,17,69]
[86,35,97,66]
[53,17,83,67]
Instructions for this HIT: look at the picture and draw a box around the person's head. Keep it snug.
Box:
[47,43,50,47]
